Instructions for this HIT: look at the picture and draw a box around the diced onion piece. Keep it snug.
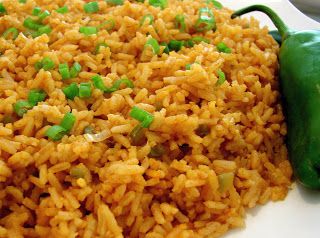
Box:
[84,129,111,142]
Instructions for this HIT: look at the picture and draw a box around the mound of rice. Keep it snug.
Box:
[0,0,293,237]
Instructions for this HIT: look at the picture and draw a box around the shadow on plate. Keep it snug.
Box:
[296,183,320,204]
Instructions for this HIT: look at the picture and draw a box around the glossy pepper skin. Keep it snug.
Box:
[232,5,320,190]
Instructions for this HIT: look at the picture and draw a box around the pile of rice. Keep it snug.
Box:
[0,0,293,237]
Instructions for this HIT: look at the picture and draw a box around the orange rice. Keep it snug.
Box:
[0,0,292,237]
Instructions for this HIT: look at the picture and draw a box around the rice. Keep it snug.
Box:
[0,0,293,237]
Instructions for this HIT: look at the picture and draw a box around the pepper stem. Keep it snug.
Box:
[231,5,292,40]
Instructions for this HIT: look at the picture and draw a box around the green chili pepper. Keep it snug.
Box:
[232,5,320,189]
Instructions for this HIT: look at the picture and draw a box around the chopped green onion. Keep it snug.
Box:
[28,89,47,106]
[2,28,19,40]
[218,172,234,193]
[206,0,223,9]
[84,1,99,13]
[79,26,98,36]
[59,63,70,80]
[144,38,160,55]
[216,42,231,53]
[42,57,55,70]
[92,75,134,93]
[38,10,50,22]
[70,167,86,178]
[35,57,55,71]
[45,125,67,141]
[104,78,134,93]
[56,6,68,14]
[98,19,115,31]
[33,25,52,37]
[184,40,194,48]
[140,14,154,26]
[70,62,82,78]
[168,40,184,52]
[175,14,186,32]
[19,0,27,3]
[63,82,79,100]
[216,69,226,85]
[195,7,216,32]
[106,0,124,6]
[148,144,166,158]
[149,0,167,10]
[160,42,169,54]
[191,36,210,44]
[185,63,192,70]
[94,43,108,54]
[23,17,43,31]
[0,3,6,15]
[32,7,42,16]
[79,82,92,98]
[92,75,108,91]
[130,124,147,146]
[13,100,33,117]
[60,112,76,132]
[130,106,154,128]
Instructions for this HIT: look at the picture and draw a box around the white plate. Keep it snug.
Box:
[219,1,320,238]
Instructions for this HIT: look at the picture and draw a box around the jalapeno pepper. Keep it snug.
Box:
[232,5,320,189]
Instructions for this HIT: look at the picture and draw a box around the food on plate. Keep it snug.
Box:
[233,4,320,189]
[0,0,292,237]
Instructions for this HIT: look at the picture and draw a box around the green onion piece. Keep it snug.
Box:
[175,14,186,32]
[185,63,192,70]
[160,42,169,54]
[216,42,231,53]
[45,125,67,141]
[0,3,6,14]
[59,63,70,80]
[70,167,86,178]
[38,10,50,22]
[130,106,154,128]
[148,144,166,158]
[105,78,134,93]
[23,17,44,31]
[218,172,234,193]
[92,75,108,91]
[62,82,79,100]
[60,112,76,132]
[32,25,52,38]
[56,6,69,14]
[184,40,194,48]
[98,19,115,31]
[32,7,42,16]
[70,62,82,78]
[140,14,154,26]
[195,7,216,32]
[79,82,92,98]
[28,89,47,106]
[42,57,55,70]
[130,124,147,146]
[106,0,124,6]
[168,40,184,52]
[148,0,167,10]
[19,0,27,3]
[79,26,98,36]
[2,28,19,40]
[84,1,99,13]
[206,0,223,9]
[13,100,33,117]
[34,61,43,71]
[94,43,108,54]
[216,69,226,85]
[144,38,160,55]
[191,36,210,44]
